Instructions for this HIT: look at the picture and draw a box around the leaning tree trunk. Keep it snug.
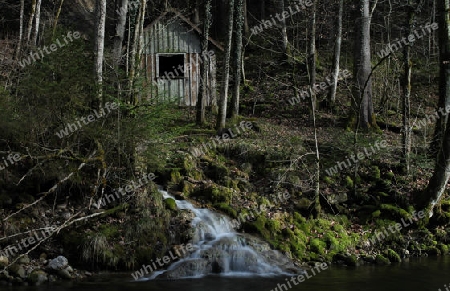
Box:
[230,0,244,119]
[328,0,343,108]
[418,0,450,217]
[94,0,107,105]
[354,0,377,129]
[52,0,65,37]
[216,0,235,131]
[26,0,37,43]
[402,2,414,175]
[196,0,212,125]
[31,0,42,45]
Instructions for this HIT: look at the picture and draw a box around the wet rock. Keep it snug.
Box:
[0,256,8,268]
[28,269,48,286]
[9,264,26,278]
[18,255,30,264]
[48,256,68,271]
[0,270,12,281]
[332,253,357,266]
[157,259,210,279]
[204,233,216,241]
[57,268,72,280]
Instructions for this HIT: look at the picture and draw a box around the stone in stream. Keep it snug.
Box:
[48,256,68,270]
[28,269,48,285]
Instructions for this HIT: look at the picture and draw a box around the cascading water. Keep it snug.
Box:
[147,190,301,279]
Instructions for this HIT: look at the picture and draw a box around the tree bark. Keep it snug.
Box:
[402,2,414,174]
[353,0,377,129]
[114,0,129,68]
[15,0,25,59]
[53,0,65,37]
[129,0,146,104]
[31,0,42,45]
[196,0,212,125]
[194,0,200,25]
[243,0,249,36]
[308,0,317,93]
[26,0,37,43]
[94,0,107,105]
[216,0,235,131]
[418,0,450,217]
[431,0,450,156]
[328,0,343,108]
[230,0,244,119]
[280,0,289,58]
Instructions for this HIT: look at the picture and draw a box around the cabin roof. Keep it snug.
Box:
[145,8,224,52]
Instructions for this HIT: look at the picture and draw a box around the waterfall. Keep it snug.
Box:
[145,190,301,279]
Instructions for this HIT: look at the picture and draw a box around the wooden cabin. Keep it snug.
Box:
[141,9,223,106]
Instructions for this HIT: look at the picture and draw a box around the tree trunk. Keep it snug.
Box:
[52,0,65,37]
[94,0,107,105]
[196,0,212,125]
[308,0,317,92]
[31,0,42,45]
[15,0,25,59]
[194,0,200,25]
[354,0,376,129]
[230,0,244,119]
[114,0,129,68]
[27,0,37,43]
[280,0,289,58]
[430,0,450,156]
[418,0,450,217]
[216,0,235,131]
[129,0,144,104]
[243,0,249,36]
[328,0,343,108]
[402,2,414,174]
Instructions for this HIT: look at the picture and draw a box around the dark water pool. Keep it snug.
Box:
[6,256,450,291]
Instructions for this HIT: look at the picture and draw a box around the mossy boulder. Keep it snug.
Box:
[375,254,390,265]
[164,198,177,211]
[28,269,48,285]
[310,238,327,255]
[191,185,233,204]
[332,253,357,266]
[214,203,237,218]
[386,249,401,263]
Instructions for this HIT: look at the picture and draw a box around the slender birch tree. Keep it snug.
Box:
[94,0,107,104]
[31,0,41,45]
[216,0,235,131]
[15,0,25,59]
[328,0,343,108]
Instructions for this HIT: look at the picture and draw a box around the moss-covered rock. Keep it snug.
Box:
[164,198,177,211]
[332,253,357,266]
[386,249,401,263]
[375,254,390,265]
[214,203,237,218]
